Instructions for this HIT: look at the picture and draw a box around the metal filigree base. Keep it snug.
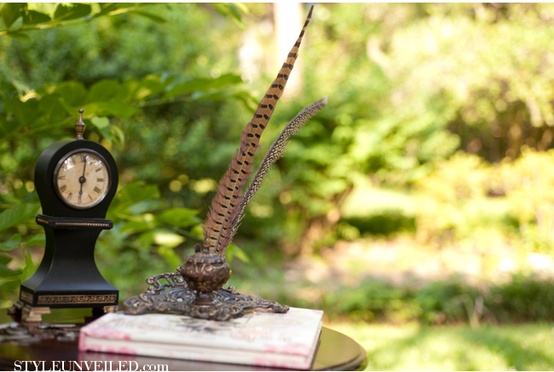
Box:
[119,271,289,321]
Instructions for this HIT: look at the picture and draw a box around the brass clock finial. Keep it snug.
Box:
[75,108,86,140]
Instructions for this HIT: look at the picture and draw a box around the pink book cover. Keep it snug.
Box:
[79,307,323,369]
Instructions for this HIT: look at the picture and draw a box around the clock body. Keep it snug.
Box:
[19,138,119,310]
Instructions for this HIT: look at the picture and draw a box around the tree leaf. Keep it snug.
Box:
[225,243,250,264]
[164,73,242,98]
[0,255,11,266]
[42,80,87,107]
[90,116,113,141]
[4,30,30,40]
[152,229,184,248]
[87,79,121,102]
[110,124,125,147]
[95,3,137,18]
[1,3,24,29]
[211,3,247,29]
[97,101,138,118]
[0,204,39,232]
[128,200,163,215]
[37,94,70,125]
[157,245,181,269]
[3,95,40,127]
[156,208,200,228]
[82,101,137,119]
[110,182,161,215]
[119,219,155,235]
[0,264,21,278]
[22,10,51,25]
[132,10,166,24]
[0,117,22,138]
[0,234,21,251]
[90,116,110,130]
[21,252,36,280]
[26,233,45,247]
[53,3,92,21]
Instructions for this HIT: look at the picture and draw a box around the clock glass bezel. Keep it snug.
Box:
[53,149,112,210]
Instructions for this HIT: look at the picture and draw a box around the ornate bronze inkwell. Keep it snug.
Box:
[120,5,327,321]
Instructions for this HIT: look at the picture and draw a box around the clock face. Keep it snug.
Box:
[54,150,111,209]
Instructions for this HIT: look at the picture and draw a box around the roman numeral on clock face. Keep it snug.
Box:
[55,150,111,209]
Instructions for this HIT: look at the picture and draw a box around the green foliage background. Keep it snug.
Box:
[1,3,554,325]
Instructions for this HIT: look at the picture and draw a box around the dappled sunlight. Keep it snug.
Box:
[327,322,554,370]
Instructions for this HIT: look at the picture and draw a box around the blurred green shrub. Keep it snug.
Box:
[488,274,554,323]
[414,152,495,246]
[497,149,554,255]
[323,278,415,322]
[412,149,554,257]
[341,211,416,237]
[321,274,554,325]
[414,279,481,325]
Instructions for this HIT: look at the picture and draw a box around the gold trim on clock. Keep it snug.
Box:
[37,294,117,305]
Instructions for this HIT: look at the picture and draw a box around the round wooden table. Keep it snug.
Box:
[0,308,367,371]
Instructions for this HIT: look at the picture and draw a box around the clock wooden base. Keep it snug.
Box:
[17,281,118,322]
[17,281,118,323]
[16,214,118,321]
[9,302,117,323]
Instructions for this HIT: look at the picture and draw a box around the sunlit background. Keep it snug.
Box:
[1,3,554,369]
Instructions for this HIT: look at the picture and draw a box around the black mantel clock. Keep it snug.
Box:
[13,109,119,321]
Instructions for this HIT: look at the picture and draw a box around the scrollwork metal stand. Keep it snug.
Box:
[120,246,289,321]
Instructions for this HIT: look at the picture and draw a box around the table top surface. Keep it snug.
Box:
[0,308,367,371]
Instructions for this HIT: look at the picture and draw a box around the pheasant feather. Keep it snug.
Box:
[227,97,328,241]
[203,5,314,255]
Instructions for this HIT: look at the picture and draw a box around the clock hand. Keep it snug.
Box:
[78,154,88,204]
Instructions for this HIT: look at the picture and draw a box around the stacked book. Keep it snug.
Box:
[79,307,323,370]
